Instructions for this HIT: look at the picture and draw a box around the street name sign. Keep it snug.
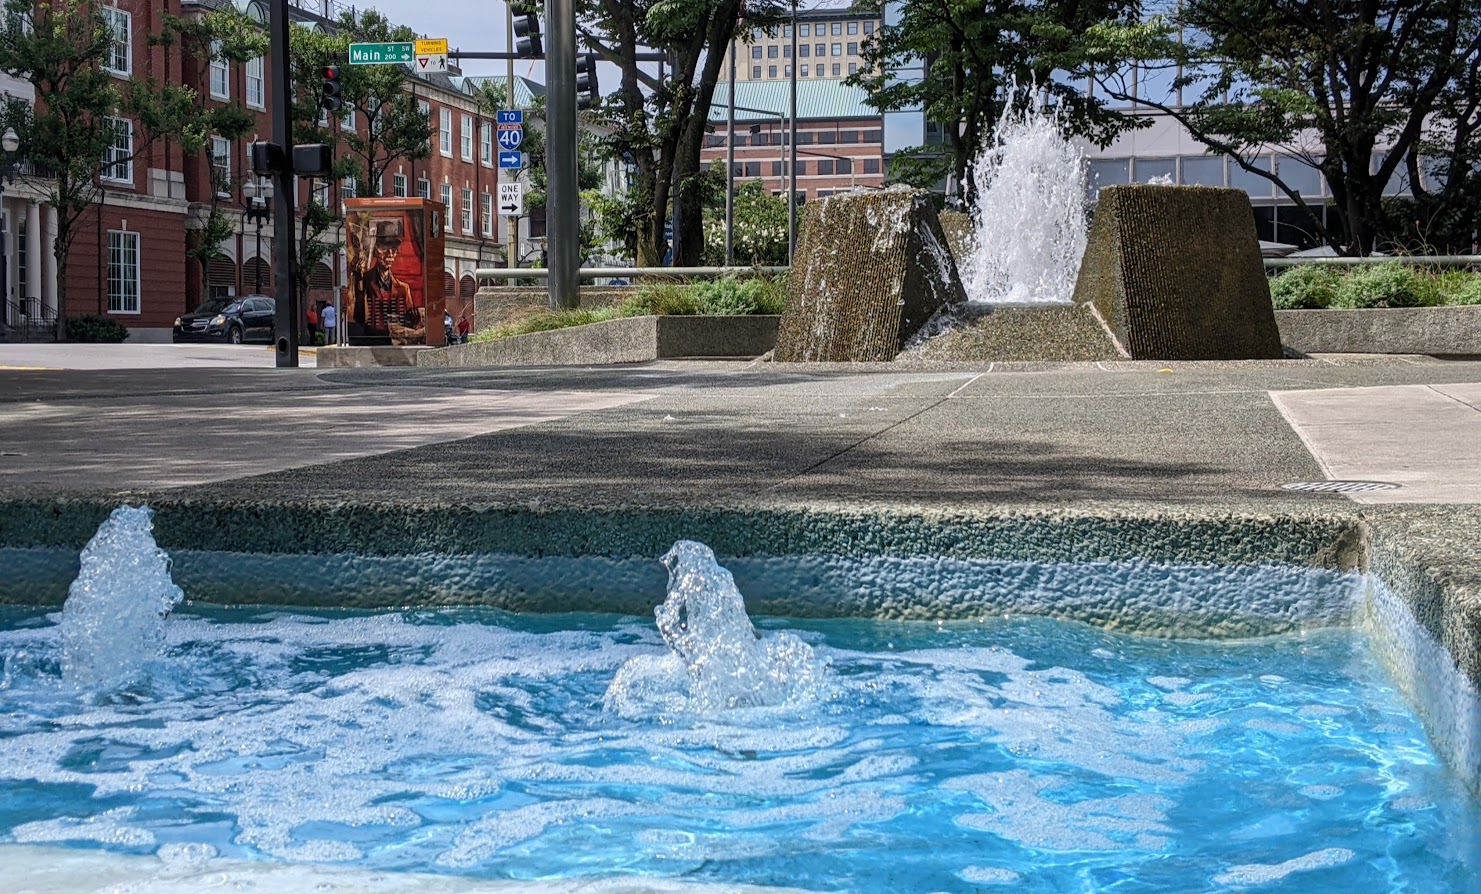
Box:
[348,42,414,65]
[498,182,525,217]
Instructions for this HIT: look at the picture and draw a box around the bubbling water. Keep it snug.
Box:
[962,100,1088,305]
[58,505,183,691]
[604,540,826,717]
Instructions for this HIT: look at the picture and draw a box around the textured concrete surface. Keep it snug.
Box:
[317,345,423,368]
[416,315,780,368]
[899,303,1125,362]
[1277,305,1481,356]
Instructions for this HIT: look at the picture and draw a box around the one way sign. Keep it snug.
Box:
[498,182,524,217]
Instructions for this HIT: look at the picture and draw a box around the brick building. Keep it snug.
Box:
[704,80,886,202]
[0,0,545,342]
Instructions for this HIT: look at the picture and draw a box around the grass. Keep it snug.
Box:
[473,274,789,340]
[1270,264,1481,310]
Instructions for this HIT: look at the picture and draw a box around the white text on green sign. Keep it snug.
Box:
[348,42,414,65]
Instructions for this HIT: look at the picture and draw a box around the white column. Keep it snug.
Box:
[24,201,40,316]
[42,203,57,318]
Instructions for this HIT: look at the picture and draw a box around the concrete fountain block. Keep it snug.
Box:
[1072,185,1285,360]
[775,189,965,362]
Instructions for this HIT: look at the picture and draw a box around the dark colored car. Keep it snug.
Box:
[173,296,276,344]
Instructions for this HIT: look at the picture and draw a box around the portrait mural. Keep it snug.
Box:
[343,198,447,346]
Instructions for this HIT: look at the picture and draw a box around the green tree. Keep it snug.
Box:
[701,179,788,266]
[153,7,270,301]
[850,0,1142,205]
[327,9,431,197]
[578,0,785,266]
[0,0,200,339]
[1085,0,1481,254]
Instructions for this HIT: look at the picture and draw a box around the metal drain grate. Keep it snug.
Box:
[1281,480,1400,493]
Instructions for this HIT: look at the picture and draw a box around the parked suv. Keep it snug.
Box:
[173,296,276,344]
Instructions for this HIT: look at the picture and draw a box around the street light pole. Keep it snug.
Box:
[243,176,273,293]
[0,128,17,334]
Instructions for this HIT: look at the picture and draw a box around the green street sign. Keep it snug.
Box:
[348,42,414,65]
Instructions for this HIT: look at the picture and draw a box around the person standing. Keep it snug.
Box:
[321,300,337,345]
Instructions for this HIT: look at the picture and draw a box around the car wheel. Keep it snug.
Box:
[227,326,243,345]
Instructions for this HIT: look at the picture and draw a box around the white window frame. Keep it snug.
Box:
[102,7,131,76]
[341,108,356,132]
[107,230,141,314]
[342,175,357,199]
[460,113,473,161]
[418,100,432,150]
[481,192,493,236]
[209,40,229,100]
[439,107,452,156]
[102,116,133,184]
[480,122,493,165]
[461,187,473,233]
[393,173,408,197]
[315,179,330,206]
[245,56,264,109]
[210,135,231,196]
[417,177,431,199]
[440,182,453,212]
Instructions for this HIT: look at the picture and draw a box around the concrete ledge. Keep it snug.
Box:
[316,346,425,368]
[416,315,780,367]
[1277,305,1481,355]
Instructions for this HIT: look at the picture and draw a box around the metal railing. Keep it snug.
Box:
[474,265,790,282]
[1263,255,1481,269]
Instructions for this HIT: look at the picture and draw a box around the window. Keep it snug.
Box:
[817,159,834,175]
[782,25,792,37]
[815,43,824,56]
[1229,155,1274,197]
[799,45,809,58]
[743,162,761,177]
[481,192,493,236]
[315,179,330,206]
[1087,158,1130,199]
[848,62,857,75]
[440,182,452,211]
[768,45,778,58]
[439,107,452,155]
[863,21,874,35]
[102,117,132,183]
[847,42,857,55]
[393,173,408,197]
[417,177,431,199]
[784,65,791,76]
[752,66,761,79]
[783,45,792,58]
[246,56,264,108]
[480,122,493,165]
[210,40,229,99]
[848,21,859,35]
[210,136,230,195]
[461,113,474,161]
[1276,154,1324,196]
[771,161,783,176]
[768,65,777,78]
[751,46,762,59]
[418,100,432,149]
[801,65,809,77]
[817,130,836,144]
[841,131,859,144]
[458,187,472,232]
[797,131,814,145]
[832,63,841,76]
[832,43,842,56]
[831,22,842,36]
[800,24,809,37]
[863,158,880,175]
[837,157,852,174]
[107,230,140,313]
[864,129,882,143]
[102,7,130,75]
[1180,155,1225,187]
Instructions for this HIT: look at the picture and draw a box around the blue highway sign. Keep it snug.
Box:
[497,126,524,151]
[497,110,523,125]
[499,151,523,169]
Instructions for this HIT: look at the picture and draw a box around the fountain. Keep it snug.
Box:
[57,505,183,691]
[0,516,1478,890]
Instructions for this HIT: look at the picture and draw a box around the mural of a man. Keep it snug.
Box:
[352,236,423,345]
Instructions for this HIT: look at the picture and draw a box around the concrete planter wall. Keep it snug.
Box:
[416,315,780,368]
[1276,305,1481,355]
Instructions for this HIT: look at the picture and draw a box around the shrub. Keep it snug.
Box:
[1445,273,1481,306]
[1269,265,1341,309]
[620,283,700,317]
[1331,263,1432,308]
[689,273,789,315]
[479,307,618,339]
[66,314,130,342]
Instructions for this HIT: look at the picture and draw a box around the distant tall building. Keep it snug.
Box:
[719,7,880,83]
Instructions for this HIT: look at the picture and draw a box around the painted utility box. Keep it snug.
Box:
[343,198,447,346]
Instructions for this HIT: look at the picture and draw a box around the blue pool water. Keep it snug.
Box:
[1,600,1477,892]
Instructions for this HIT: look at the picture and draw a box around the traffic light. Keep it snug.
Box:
[320,64,342,113]
[576,54,599,110]
[512,2,542,57]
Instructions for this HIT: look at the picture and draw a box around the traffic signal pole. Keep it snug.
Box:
[269,0,299,367]
[545,0,579,310]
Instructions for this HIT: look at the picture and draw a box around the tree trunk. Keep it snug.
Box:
[52,229,71,342]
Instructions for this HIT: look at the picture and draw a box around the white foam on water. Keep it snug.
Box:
[1212,847,1356,885]
[949,769,1175,852]
[957,866,1022,885]
[58,505,183,691]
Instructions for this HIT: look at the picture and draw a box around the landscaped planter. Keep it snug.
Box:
[1275,305,1481,355]
[416,315,781,368]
